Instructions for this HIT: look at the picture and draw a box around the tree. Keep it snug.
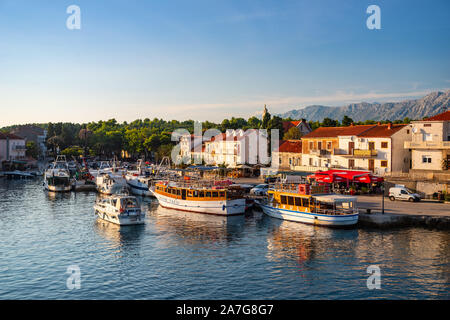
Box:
[283,126,302,140]
[26,141,39,159]
[322,118,339,127]
[342,115,354,127]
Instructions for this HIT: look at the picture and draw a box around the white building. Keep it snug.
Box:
[404,110,450,172]
[0,132,27,162]
[204,129,268,167]
[300,123,412,175]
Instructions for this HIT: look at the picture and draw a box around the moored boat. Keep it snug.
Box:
[96,172,128,195]
[94,195,145,225]
[43,156,72,192]
[152,180,246,216]
[259,183,358,227]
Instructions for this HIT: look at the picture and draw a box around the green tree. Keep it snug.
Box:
[283,126,302,140]
[26,141,39,159]
[342,115,354,127]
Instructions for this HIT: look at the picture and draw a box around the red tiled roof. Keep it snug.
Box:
[357,124,407,137]
[277,140,302,153]
[283,120,307,133]
[0,132,25,140]
[302,125,375,138]
[424,110,450,121]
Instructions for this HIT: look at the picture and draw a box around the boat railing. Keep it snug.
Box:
[270,201,357,216]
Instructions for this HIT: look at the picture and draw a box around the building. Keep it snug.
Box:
[300,123,412,175]
[282,120,312,136]
[179,134,204,164]
[0,132,27,162]
[405,110,450,172]
[273,140,302,170]
[9,125,47,158]
[204,129,268,167]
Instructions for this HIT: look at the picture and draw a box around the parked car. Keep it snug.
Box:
[250,184,269,196]
[388,186,421,202]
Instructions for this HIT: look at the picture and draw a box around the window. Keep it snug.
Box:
[280,196,287,204]
[326,142,332,150]
[407,130,410,134]
[219,191,225,197]
[368,142,375,150]
[423,133,432,141]
[380,160,388,167]
[422,156,432,163]
[309,158,313,166]
[424,124,431,127]
[381,142,388,148]
[301,198,309,207]
[318,141,322,150]
[309,141,314,150]
[288,197,294,205]
[206,192,211,197]
[193,191,198,197]
[199,191,204,197]
[294,197,301,206]
[349,159,355,168]
[212,192,218,197]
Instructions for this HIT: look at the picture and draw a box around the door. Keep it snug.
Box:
[348,142,354,155]
[368,159,375,172]
[181,189,186,200]
[368,142,375,150]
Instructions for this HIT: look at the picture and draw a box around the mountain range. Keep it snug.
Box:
[276,90,449,122]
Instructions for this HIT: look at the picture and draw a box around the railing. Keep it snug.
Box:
[353,149,377,157]
[310,149,330,156]
[404,141,450,149]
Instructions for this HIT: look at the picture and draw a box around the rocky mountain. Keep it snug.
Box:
[277,90,449,122]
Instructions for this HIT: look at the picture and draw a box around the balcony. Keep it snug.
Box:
[309,149,330,156]
[14,145,27,150]
[404,141,450,149]
[353,149,377,157]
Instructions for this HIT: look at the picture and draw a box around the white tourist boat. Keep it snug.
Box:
[94,195,145,225]
[125,160,153,196]
[259,183,359,227]
[152,180,246,216]
[96,172,128,195]
[43,155,72,192]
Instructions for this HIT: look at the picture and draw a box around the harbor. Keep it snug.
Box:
[0,177,448,300]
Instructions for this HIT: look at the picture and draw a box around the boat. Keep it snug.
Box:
[151,180,247,216]
[96,172,128,195]
[3,170,35,179]
[43,155,72,192]
[94,195,145,225]
[258,183,358,227]
[125,159,154,196]
[71,157,96,191]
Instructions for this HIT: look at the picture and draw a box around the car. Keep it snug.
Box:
[250,184,269,196]
[264,177,278,184]
[388,186,421,202]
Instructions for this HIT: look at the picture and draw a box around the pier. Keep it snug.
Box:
[357,195,450,229]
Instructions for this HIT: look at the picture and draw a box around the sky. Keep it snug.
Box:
[0,0,449,127]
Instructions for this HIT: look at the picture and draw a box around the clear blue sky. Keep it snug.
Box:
[0,0,449,126]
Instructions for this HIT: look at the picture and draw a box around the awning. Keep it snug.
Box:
[309,169,383,184]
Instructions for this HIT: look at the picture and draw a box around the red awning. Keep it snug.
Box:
[309,169,383,184]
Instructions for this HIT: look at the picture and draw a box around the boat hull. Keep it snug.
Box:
[127,181,152,196]
[259,203,358,227]
[153,192,246,216]
[45,184,72,192]
[94,208,145,226]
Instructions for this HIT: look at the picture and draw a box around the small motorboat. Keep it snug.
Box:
[94,195,145,225]
[43,156,72,192]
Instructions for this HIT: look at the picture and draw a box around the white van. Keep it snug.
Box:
[388,185,421,202]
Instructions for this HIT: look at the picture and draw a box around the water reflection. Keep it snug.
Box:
[94,219,145,251]
[150,205,246,246]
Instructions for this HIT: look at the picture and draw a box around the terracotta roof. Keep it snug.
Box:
[357,124,407,137]
[302,125,375,138]
[424,110,450,121]
[277,140,302,153]
[0,132,25,140]
[282,120,309,133]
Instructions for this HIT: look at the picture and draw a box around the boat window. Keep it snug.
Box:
[199,191,204,197]
[294,197,301,206]
[212,192,218,197]
[206,192,211,197]
[288,197,294,205]
[177,189,181,195]
[280,195,287,204]
[301,198,308,207]
[219,191,225,197]
[193,191,198,197]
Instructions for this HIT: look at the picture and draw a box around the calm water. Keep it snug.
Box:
[0,179,448,300]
